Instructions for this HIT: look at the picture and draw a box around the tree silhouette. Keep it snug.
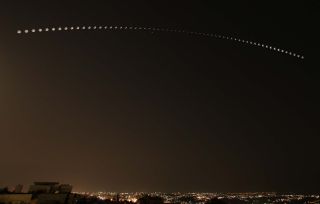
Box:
[205,198,227,204]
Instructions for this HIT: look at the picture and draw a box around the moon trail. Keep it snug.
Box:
[17,25,305,60]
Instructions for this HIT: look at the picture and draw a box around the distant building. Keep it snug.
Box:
[59,185,73,194]
[13,185,24,194]
[28,182,60,194]
[27,182,74,204]
[28,182,72,194]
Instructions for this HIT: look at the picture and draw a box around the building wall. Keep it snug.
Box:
[0,194,32,204]
[36,193,73,204]
[28,185,52,194]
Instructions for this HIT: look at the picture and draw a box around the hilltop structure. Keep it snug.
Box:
[0,182,75,204]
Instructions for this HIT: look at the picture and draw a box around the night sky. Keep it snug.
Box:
[0,1,319,193]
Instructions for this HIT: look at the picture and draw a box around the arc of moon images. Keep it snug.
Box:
[17,25,305,60]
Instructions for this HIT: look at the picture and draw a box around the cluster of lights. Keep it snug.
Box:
[78,191,320,204]
[17,25,305,60]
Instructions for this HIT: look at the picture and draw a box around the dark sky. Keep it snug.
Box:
[0,1,319,193]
